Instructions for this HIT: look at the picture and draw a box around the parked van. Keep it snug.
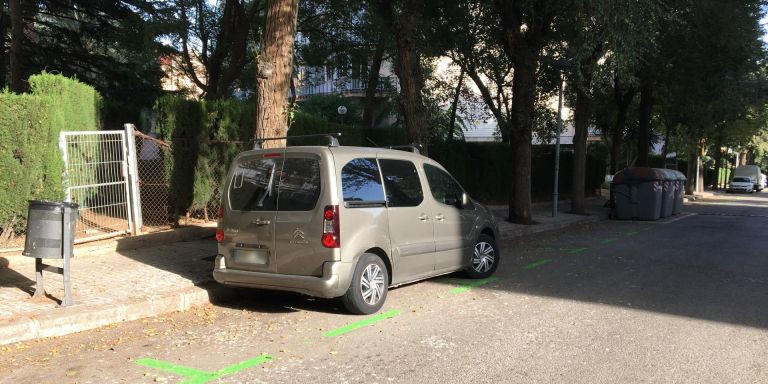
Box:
[213,135,500,314]
[732,165,763,192]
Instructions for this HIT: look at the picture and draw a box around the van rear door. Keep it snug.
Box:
[224,153,283,273]
[273,153,330,276]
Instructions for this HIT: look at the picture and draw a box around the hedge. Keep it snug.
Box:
[0,73,102,238]
[429,142,607,204]
[154,96,608,215]
[154,96,254,217]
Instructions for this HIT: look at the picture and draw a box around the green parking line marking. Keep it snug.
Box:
[600,238,617,244]
[323,309,401,338]
[449,276,498,294]
[135,354,273,384]
[135,359,210,378]
[560,247,588,254]
[522,259,553,270]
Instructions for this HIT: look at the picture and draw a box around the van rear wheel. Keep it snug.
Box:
[466,234,499,279]
[342,253,388,315]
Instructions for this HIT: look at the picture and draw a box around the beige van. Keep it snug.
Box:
[213,137,499,314]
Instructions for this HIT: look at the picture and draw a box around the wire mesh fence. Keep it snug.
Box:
[134,131,249,233]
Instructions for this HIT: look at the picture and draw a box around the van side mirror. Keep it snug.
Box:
[460,192,469,209]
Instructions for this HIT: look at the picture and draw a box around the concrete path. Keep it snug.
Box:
[0,199,608,345]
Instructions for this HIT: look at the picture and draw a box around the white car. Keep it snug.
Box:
[727,177,754,193]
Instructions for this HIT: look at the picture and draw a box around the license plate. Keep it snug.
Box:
[232,249,269,265]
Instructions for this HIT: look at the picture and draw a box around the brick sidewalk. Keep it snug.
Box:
[0,198,608,345]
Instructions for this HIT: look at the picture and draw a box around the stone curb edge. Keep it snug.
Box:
[0,281,234,346]
[497,215,602,241]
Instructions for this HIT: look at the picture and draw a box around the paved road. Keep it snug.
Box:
[2,192,768,384]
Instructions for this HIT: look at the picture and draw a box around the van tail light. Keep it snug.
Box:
[321,205,340,248]
[215,228,225,243]
[216,206,224,220]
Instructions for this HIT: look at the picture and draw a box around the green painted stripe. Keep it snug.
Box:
[600,238,617,244]
[135,358,211,378]
[560,247,588,254]
[323,309,401,338]
[522,259,553,270]
[179,374,220,384]
[449,276,498,294]
[216,355,273,376]
[136,355,274,384]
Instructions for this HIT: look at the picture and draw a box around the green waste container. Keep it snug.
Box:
[611,167,664,221]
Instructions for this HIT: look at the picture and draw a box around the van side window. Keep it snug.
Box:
[277,158,322,211]
[379,159,423,207]
[229,158,281,211]
[342,158,385,204]
[423,164,472,209]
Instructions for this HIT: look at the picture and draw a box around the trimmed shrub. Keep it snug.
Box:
[429,141,606,204]
[0,73,101,240]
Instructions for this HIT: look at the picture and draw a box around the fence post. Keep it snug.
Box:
[124,123,143,235]
[58,132,71,203]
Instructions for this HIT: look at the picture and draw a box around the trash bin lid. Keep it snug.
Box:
[28,200,80,210]
[612,167,664,184]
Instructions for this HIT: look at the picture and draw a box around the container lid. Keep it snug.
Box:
[612,167,664,184]
[28,200,80,210]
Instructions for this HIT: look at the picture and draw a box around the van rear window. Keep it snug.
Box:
[229,157,321,212]
[277,158,321,211]
[229,158,280,211]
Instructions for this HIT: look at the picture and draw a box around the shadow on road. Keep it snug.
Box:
[435,194,768,330]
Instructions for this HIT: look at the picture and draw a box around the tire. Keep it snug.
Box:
[342,253,389,315]
[466,234,500,279]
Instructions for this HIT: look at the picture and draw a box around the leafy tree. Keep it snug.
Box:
[171,0,262,100]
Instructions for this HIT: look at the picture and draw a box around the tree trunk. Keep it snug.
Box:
[9,0,23,92]
[636,78,653,167]
[686,149,696,195]
[571,84,591,214]
[448,68,464,141]
[507,52,538,224]
[610,76,636,174]
[389,0,429,151]
[254,0,299,148]
[362,36,386,131]
[711,129,723,190]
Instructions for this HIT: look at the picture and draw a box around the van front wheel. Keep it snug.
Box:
[466,234,499,279]
[342,254,389,315]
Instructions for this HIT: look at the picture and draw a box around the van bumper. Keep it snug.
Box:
[212,257,354,298]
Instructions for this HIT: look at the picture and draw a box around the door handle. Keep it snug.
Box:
[418,214,430,221]
[251,218,271,226]
[435,213,445,221]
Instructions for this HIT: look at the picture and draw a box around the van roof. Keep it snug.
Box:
[235,145,432,162]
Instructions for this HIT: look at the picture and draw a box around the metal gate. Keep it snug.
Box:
[59,127,141,242]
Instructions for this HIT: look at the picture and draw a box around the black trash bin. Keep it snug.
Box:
[23,201,79,259]
[611,167,664,220]
[23,200,79,306]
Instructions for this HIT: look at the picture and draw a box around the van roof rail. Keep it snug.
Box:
[385,144,422,154]
[253,133,341,149]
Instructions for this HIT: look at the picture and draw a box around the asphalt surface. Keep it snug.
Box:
[2,191,768,384]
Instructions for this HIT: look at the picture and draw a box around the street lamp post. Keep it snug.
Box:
[552,59,573,218]
[337,105,347,126]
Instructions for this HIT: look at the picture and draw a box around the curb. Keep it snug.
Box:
[497,215,601,241]
[0,282,235,346]
[0,225,216,268]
